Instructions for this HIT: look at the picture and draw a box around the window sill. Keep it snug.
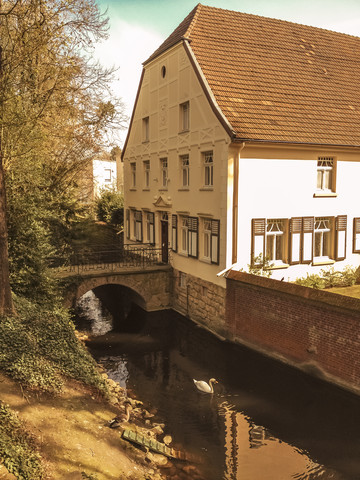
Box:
[158,188,168,192]
[129,188,137,191]
[178,252,188,258]
[313,192,337,198]
[200,257,211,264]
[178,188,190,191]
[312,259,335,266]
[142,140,149,144]
[142,188,150,191]
[200,186,214,191]
[179,129,189,134]
[268,263,289,270]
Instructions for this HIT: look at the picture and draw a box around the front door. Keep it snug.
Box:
[161,220,168,263]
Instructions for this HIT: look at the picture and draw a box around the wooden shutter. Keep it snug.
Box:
[353,218,360,253]
[251,219,266,264]
[126,209,130,239]
[188,217,198,258]
[289,217,302,265]
[301,216,314,264]
[335,215,347,260]
[211,219,220,264]
[172,215,177,252]
[149,212,155,245]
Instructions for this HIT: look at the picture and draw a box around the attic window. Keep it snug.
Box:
[161,66,166,78]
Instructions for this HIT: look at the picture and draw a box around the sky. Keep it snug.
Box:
[95,0,360,146]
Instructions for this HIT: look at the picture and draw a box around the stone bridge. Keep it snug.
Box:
[60,264,172,311]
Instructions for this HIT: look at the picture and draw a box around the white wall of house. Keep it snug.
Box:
[233,145,360,281]
[93,159,117,198]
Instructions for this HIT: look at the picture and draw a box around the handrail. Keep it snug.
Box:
[49,245,169,274]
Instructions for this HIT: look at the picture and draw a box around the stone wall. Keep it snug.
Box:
[171,268,226,338]
[225,270,360,396]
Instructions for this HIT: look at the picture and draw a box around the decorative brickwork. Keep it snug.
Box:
[171,269,226,337]
[225,271,360,395]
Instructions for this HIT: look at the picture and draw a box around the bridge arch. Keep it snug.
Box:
[64,267,171,312]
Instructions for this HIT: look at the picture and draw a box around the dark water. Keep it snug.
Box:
[76,290,360,480]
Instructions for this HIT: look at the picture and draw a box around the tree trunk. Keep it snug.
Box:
[0,45,15,316]
[0,157,15,316]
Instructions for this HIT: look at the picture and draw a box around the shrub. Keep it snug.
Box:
[0,297,108,395]
[96,189,124,228]
[295,265,359,289]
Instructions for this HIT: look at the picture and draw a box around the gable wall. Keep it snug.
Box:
[123,42,231,286]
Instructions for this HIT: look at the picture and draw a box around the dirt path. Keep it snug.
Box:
[0,373,159,480]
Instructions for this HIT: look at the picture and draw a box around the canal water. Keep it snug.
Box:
[75,290,360,480]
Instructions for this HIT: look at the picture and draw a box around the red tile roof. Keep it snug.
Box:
[145,4,360,146]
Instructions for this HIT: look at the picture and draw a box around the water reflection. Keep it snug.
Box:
[75,293,359,480]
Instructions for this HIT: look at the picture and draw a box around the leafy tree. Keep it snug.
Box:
[0,0,127,312]
[96,188,124,229]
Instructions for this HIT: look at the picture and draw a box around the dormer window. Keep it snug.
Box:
[317,157,334,192]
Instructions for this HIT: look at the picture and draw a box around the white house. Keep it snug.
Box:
[121,4,360,328]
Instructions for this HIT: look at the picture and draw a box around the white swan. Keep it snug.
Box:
[193,378,218,394]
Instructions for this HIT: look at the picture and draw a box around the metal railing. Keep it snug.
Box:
[50,244,168,274]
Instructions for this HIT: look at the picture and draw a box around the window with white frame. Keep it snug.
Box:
[180,101,189,131]
[146,212,154,244]
[251,218,287,265]
[130,162,136,188]
[142,117,149,142]
[353,218,360,253]
[160,158,168,188]
[203,151,214,187]
[203,219,212,261]
[266,219,285,264]
[172,215,177,252]
[134,210,143,242]
[180,216,189,254]
[143,160,150,188]
[104,168,112,182]
[317,157,334,192]
[180,154,189,187]
[201,218,220,264]
[314,217,331,259]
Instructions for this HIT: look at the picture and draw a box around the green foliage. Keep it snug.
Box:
[0,402,44,479]
[295,265,359,289]
[248,254,274,277]
[0,297,108,395]
[96,189,124,228]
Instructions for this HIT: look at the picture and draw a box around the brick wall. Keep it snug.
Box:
[225,271,360,396]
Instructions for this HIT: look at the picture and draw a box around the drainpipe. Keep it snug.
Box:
[232,142,245,264]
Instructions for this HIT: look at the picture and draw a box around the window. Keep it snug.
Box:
[143,160,150,188]
[104,169,112,182]
[180,155,189,187]
[180,101,189,131]
[314,217,331,259]
[179,272,187,288]
[317,157,334,192]
[142,117,149,142]
[353,218,360,253]
[266,219,285,264]
[180,217,188,254]
[172,215,177,252]
[335,215,347,260]
[251,218,287,265]
[130,162,136,188]
[203,151,214,187]
[160,158,168,188]
[134,210,143,242]
[146,212,154,245]
[202,218,220,264]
